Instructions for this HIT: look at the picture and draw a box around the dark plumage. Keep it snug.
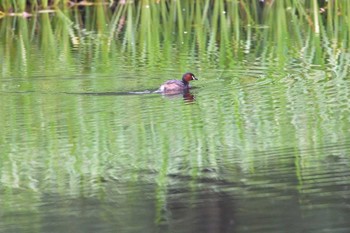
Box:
[158,73,197,93]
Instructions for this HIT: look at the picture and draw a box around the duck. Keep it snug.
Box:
[157,72,197,94]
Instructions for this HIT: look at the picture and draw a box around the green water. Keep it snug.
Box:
[1,2,350,233]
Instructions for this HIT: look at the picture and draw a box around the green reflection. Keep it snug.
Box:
[1,1,350,233]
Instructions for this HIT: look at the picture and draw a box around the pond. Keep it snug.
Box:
[1,2,350,233]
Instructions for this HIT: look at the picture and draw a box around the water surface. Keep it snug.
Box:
[1,9,350,233]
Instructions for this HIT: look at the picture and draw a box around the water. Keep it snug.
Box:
[1,14,350,233]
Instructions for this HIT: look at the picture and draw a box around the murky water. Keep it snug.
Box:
[1,13,350,233]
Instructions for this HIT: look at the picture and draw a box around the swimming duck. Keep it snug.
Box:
[158,72,197,93]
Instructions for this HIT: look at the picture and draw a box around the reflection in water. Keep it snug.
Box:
[164,173,236,233]
[182,91,195,102]
[1,70,350,232]
[2,7,350,233]
[161,89,196,103]
[1,69,350,232]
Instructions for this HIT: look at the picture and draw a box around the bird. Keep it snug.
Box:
[157,72,197,94]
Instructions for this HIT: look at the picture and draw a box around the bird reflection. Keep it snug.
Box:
[183,91,195,102]
[162,89,196,103]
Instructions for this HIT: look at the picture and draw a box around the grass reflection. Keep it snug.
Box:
[1,2,350,232]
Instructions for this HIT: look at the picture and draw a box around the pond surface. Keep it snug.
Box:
[1,10,350,233]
